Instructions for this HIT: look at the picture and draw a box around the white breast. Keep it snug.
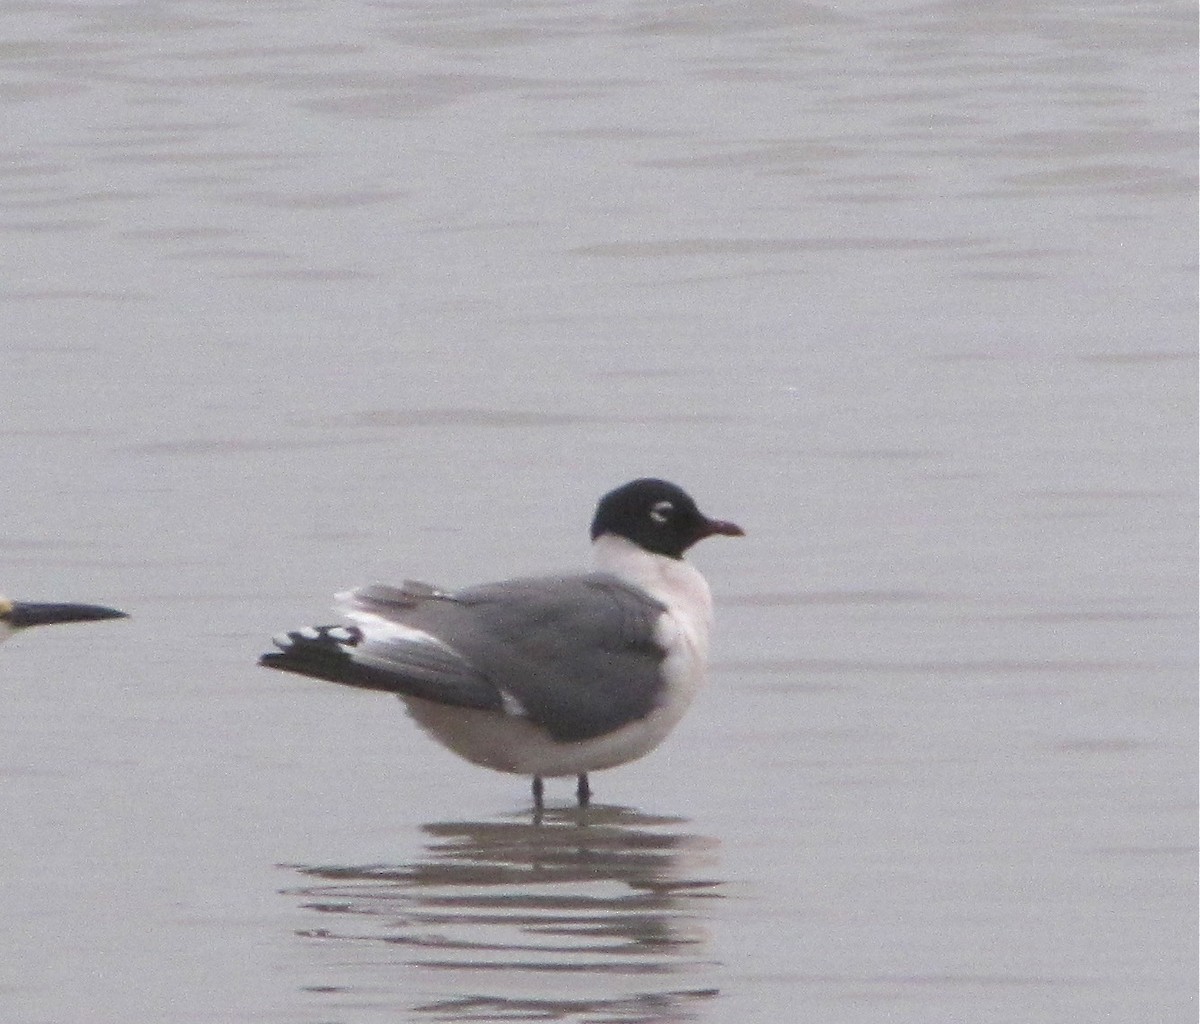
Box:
[592,532,715,712]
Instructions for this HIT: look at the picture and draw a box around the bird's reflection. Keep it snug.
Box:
[284,804,722,1022]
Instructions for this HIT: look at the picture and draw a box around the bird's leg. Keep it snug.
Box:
[576,773,591,806]
[532,775,544,810]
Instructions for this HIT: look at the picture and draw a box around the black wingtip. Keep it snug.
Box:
[258,623,503,711]
[259,625,360,670]
[257,625,415,696]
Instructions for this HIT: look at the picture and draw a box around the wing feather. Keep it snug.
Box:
[279,574,669,742]
[359,574,668,741]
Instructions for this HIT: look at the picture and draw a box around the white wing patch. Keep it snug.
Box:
[498,689,528,718]
[334,587,462,652]
[342,611,452,649]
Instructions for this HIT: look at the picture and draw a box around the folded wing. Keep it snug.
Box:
[302,574,669,742]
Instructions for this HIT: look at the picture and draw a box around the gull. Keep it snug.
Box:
[260,478,743,809]
[1,595,127,644]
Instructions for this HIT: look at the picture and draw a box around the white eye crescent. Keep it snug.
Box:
[649,500,674,524]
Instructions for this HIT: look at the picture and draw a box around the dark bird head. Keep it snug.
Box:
[590,478,744,559]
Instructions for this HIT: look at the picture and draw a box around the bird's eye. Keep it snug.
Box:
[649,500,674,524]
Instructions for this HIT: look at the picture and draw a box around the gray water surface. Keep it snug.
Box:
[1,1,1195,1022]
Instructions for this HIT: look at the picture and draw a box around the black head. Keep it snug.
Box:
[590,478,744,559]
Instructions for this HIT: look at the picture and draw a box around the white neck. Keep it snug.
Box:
[591,533,714,628]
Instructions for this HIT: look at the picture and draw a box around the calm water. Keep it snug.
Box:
[1,1,1195,1022]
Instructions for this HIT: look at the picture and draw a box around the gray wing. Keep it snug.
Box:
[339,574,668,742]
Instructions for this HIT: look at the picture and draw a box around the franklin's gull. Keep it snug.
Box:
[1,595,127,644]
[260,478,743,808]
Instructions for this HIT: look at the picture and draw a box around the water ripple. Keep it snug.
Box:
[284,806,722,1022]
